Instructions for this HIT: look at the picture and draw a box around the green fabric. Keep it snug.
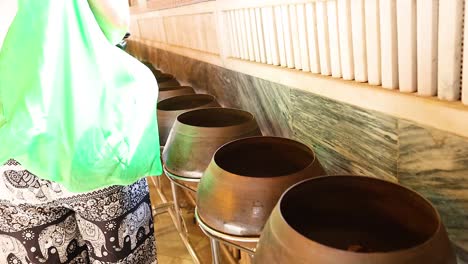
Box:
[0,0,162,192]
[88,2,128,44]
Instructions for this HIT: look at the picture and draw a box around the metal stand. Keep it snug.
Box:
[170,180,182,230]
[165,166,247,264]
[164,165,200,192]
[210,238,221,264]
[195,208,258,260]
[163,165,201,229]
[149,147,202,264]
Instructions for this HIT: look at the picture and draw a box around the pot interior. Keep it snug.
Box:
[214,137,314,177]
[158,95,215,111]
[280,176,439,253]
[177,108,253,127]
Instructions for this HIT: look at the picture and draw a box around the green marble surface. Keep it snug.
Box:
[291,89,398,182]
[398,120,468,263]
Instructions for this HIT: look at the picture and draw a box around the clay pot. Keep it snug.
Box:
[254,175,457,264]
[142,61,155,70]
[139,63,174,81]
[141,61,164,77]
[155,73,175,83]
[157,94,219,146]
[163,108,262,179]
[197,136,325,237]
[158,86,195,102]
[158,78,180,88]
[152,70,166,79]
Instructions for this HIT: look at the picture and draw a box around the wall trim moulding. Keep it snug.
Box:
[132,1,216,18]
[224,58,468,140]
[138,39,223,67]
[132,37,468,139]
[215,0,328,11]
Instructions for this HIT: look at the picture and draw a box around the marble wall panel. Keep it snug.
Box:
[291,88,399,181]
[398,120,468,263]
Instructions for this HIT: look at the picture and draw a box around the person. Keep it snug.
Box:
[0,0,162,263]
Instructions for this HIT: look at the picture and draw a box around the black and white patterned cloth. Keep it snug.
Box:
[0,159,156,264]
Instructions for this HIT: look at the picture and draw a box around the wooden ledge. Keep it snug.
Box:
[131,38,468,139]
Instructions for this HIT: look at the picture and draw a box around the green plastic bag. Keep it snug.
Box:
[0,0,162,192]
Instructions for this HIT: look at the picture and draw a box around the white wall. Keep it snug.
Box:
[0,0,18,49]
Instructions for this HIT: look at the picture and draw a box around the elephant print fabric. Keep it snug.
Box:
[0,160,156,264]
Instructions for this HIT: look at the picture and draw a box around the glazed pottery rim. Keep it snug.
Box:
[157,94,216,111]
[159,86,193,91]
[275,175,443,256]
[176,107,256,129]
[213,136,317,178]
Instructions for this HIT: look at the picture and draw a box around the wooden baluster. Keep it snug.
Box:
[255,8,267,64]
[380,0,398,89]
[282,5,295,69]
[397,0,417,92]
[250,8,261,62]
[290,4,303,70]
[244,8,255,61]
[316,1,331,75]
[306,2,321,74]
[297,3,311,72]
[327,0,342,78]
[351,0,368,82]
[365,0,382,85]
[338,0,354,80]
[437,0,463,101]
[274,5,287,67]
[417,0,438,96]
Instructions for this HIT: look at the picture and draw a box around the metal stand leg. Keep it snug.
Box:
[219,244,240,264]
[233,249,241,259]
[170,181,182,231]
[210,238,221,264]
[239,252,255,264]
[155,175,161,188]
[149,177,201,264]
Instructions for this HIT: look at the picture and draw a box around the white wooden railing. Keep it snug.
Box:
[223,0,468,103]
[132,0,468,104]
[130,0,468,138]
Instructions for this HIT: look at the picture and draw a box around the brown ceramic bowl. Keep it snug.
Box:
[158,86,195,102]
[163,108,262,179]
[155,73,175,83]
[152,70,166,79]
[254,175,457,264]
[158,78,180,88]
[141,62,165,78]
[142,61,155,70]
[197,136,325,237]
[157,94,219,146]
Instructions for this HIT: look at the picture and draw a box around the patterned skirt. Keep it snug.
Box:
[0,160,156,264]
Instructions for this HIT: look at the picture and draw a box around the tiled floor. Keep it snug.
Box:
[147,175,232,264]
